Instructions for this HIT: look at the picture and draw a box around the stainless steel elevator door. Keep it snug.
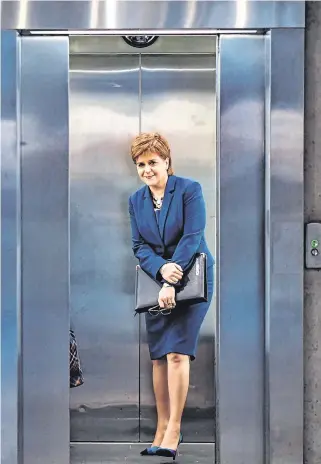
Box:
[69,50,216,443]
[69,55,141,442]
[139,54,216,443]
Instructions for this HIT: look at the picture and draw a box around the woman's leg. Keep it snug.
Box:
[151,359,170,446]
[160,353,190,449]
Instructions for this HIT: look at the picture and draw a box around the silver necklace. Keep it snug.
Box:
[152,196,163,209]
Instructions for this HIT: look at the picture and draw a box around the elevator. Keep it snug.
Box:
[69,36,216,446]
[1,2,305,464]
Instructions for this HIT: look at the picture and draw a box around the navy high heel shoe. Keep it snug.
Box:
[140,445,159,456]
[155,432,183,461]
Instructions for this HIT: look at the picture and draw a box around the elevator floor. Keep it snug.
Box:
[70,443,215,463]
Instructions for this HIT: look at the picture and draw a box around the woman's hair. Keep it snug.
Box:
[130,132,174,175]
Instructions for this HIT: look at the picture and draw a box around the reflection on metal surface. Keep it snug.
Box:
[216,35,265,464]
[90,0,99,29]
[140,52,216,443]
[141,67,215,73]
[235,0,248,29]
[1,30,20,464]
[18,0,28,29]
[265,29,304,464]
[69,54,140,442]
[1,0,305,30]
[70,69,136,74]
[20,36,70,464]
[106,0,117,29]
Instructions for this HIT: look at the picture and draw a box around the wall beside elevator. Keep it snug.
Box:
[305,3,321,463]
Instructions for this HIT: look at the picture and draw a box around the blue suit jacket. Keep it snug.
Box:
[128,175,215,281]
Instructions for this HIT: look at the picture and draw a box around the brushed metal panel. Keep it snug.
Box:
[2,1,305,30]
[20,36,69,464]
[1,30,20,464]
[265,29,304,464]
[70,36,216,55]
[140,53,216,443]
[69,54,140,442]
[216,35,265,464]
[70,442,215,464]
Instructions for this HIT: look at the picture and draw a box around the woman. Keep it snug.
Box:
[128,132,214,460]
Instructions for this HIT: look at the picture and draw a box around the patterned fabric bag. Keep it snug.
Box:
[70,329,84,388]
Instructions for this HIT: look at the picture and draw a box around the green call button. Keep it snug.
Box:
[311,239,319,248]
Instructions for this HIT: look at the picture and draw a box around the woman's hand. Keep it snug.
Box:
[158,285,176,309]
[160,263,183,284]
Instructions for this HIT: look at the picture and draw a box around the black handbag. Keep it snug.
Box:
[135,253,208,314]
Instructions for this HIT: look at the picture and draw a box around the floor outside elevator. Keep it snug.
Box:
[68,35,217,462]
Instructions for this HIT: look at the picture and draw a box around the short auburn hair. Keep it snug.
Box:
[130,132,174,175]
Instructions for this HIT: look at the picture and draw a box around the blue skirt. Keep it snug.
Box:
[145,265,214,361]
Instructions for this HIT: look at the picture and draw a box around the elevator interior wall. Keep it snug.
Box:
[69,53,140,442]
[69,36,216,444]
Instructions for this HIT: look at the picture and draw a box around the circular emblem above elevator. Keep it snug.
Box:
[122,36,158,48]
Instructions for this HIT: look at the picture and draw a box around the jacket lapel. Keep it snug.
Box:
[143,187,162,243]
[158,175,176,239]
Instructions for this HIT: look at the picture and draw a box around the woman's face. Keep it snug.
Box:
[136,152,169,189]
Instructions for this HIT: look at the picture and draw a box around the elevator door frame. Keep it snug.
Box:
[1,2,304,464]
